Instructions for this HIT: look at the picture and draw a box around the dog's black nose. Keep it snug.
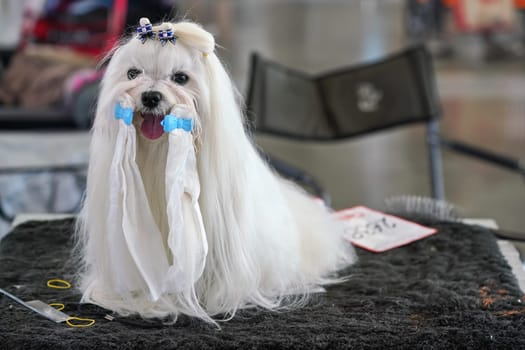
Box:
[141,91,162,108]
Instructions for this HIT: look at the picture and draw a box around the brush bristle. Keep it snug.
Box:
[384,195,461,222]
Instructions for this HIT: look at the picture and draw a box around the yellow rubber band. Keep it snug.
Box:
[48,303,65,311]
[47,279,71,289]
[66,316,95,328]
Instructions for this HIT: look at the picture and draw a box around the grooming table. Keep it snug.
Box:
[1,218,524,349]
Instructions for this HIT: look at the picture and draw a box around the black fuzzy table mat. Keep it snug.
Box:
[0,219,524,349]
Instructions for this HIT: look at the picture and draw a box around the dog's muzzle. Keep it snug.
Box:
[140,91,166,140]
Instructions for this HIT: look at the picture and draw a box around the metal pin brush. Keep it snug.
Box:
[384,195,525,242]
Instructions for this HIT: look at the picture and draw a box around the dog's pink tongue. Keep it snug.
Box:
[141,114,164,140]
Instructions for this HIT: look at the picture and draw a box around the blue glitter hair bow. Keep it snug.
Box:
[137,19,155,44]
[158,28,177,46]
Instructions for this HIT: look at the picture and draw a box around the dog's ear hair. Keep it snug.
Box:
[97,45,120,70]
[97,34,132,70]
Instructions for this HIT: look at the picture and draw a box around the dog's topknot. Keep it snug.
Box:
[151,21,215,55]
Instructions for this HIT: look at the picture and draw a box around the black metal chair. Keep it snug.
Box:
[245,45,524,202]
[246,45,445,201]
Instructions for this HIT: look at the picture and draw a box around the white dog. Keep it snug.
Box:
[76,18,356,324]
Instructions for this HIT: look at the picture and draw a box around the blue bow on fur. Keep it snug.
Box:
[137,23,155,43]
[114,102,133,125]
[158,29,177,46]
[161,115,194,133]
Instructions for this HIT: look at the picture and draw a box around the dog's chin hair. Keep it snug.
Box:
[76,21,356,325]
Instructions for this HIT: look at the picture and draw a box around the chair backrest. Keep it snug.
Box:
[245,45,446,200]
[246,45,442,141]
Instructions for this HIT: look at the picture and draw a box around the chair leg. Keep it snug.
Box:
[427,120,445,201]
[441,138,525,177]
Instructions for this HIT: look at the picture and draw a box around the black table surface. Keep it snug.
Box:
[1,218,524,349]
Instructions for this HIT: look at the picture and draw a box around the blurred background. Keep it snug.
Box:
[0,0,523,243]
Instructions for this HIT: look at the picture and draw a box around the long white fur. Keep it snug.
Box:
[76,20,356,324]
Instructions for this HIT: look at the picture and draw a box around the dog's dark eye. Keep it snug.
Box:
[171,72,189,85]
[127,68,141,80]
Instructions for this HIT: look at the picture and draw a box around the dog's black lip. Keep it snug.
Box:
[140,107,175,118]
[140,111,164,119]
